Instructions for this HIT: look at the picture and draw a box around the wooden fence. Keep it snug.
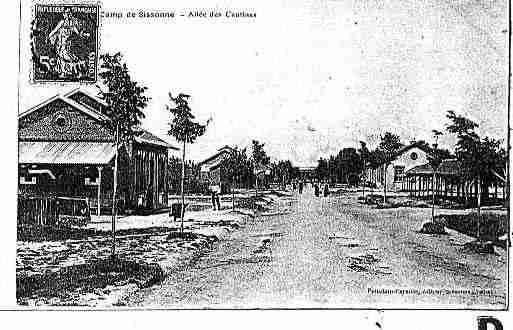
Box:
[18,195,91,228]
[18,196,58,227]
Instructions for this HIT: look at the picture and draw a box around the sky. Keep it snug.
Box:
[19,0,509,166]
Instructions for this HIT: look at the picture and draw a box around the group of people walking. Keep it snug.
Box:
[314,181,330,197]
[209,179,329,212]
[292,179,330,197]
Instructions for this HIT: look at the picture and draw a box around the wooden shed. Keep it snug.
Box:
[18,89,178,215]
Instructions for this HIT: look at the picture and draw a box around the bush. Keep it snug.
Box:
[167,231,200,240]
[419,222,447,235]
[435,212,507,243]
[463,240,495,254]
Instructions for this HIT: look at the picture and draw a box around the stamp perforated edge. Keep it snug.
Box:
[29,0,103,85]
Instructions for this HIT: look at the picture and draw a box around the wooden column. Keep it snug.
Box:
[97,166,103,216]
[428,175,436,197]
[424,176,427,197]
[428,175,435,197]
[134,150,138,204]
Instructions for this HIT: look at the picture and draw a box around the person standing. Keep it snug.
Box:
[211,190,217,210]
[215,191,221,210]
[298,180,304,194]
[210,184,221,210]
[314,182,320,197]
[323,183,330,197]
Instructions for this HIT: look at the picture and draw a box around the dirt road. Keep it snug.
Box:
[129,189,507,309]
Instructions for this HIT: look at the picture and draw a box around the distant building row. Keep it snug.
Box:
[364,141,506,202]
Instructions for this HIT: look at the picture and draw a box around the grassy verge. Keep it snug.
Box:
[435,212,508,248]
[17,258,164,305]
[18,225,179,242]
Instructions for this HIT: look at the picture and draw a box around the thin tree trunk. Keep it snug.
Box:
[477,174,481,240]
[232,178,235,211]
[383,164,387,204]
[506,162,510,209]
[180,140,186,233]
[431,171,436,221]
[254,174,258,214]
[111,123,119,259]
[362,166,366,199]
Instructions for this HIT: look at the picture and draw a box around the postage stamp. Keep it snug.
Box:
[31,3,99,83]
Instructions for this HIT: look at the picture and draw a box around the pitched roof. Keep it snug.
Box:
[406,159,462,176]
[19,141,117,165]
[64,89,109,115]
[67,89,177,150]
[198,147,234,167]
[200,155,230,172]
[370,142,437,168]
[64,88,109,108]
[18,95,111,122]
[20,89,178,150]
[134,130,178,150]
[393,142,435,159]
[217,145,234,152]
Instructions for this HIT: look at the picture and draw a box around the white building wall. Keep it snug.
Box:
[365,147,432,192]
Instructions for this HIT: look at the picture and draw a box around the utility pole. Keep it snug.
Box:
[428,156,441,223]
[430,132,442,223]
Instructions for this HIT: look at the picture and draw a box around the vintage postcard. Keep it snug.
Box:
[14,0,511,314]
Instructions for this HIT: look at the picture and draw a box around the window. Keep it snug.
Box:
[20,176,36,185]
[410,152,418,160]
[55,116,67,127]
[394,166,405,182]
[52,111,71,132]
